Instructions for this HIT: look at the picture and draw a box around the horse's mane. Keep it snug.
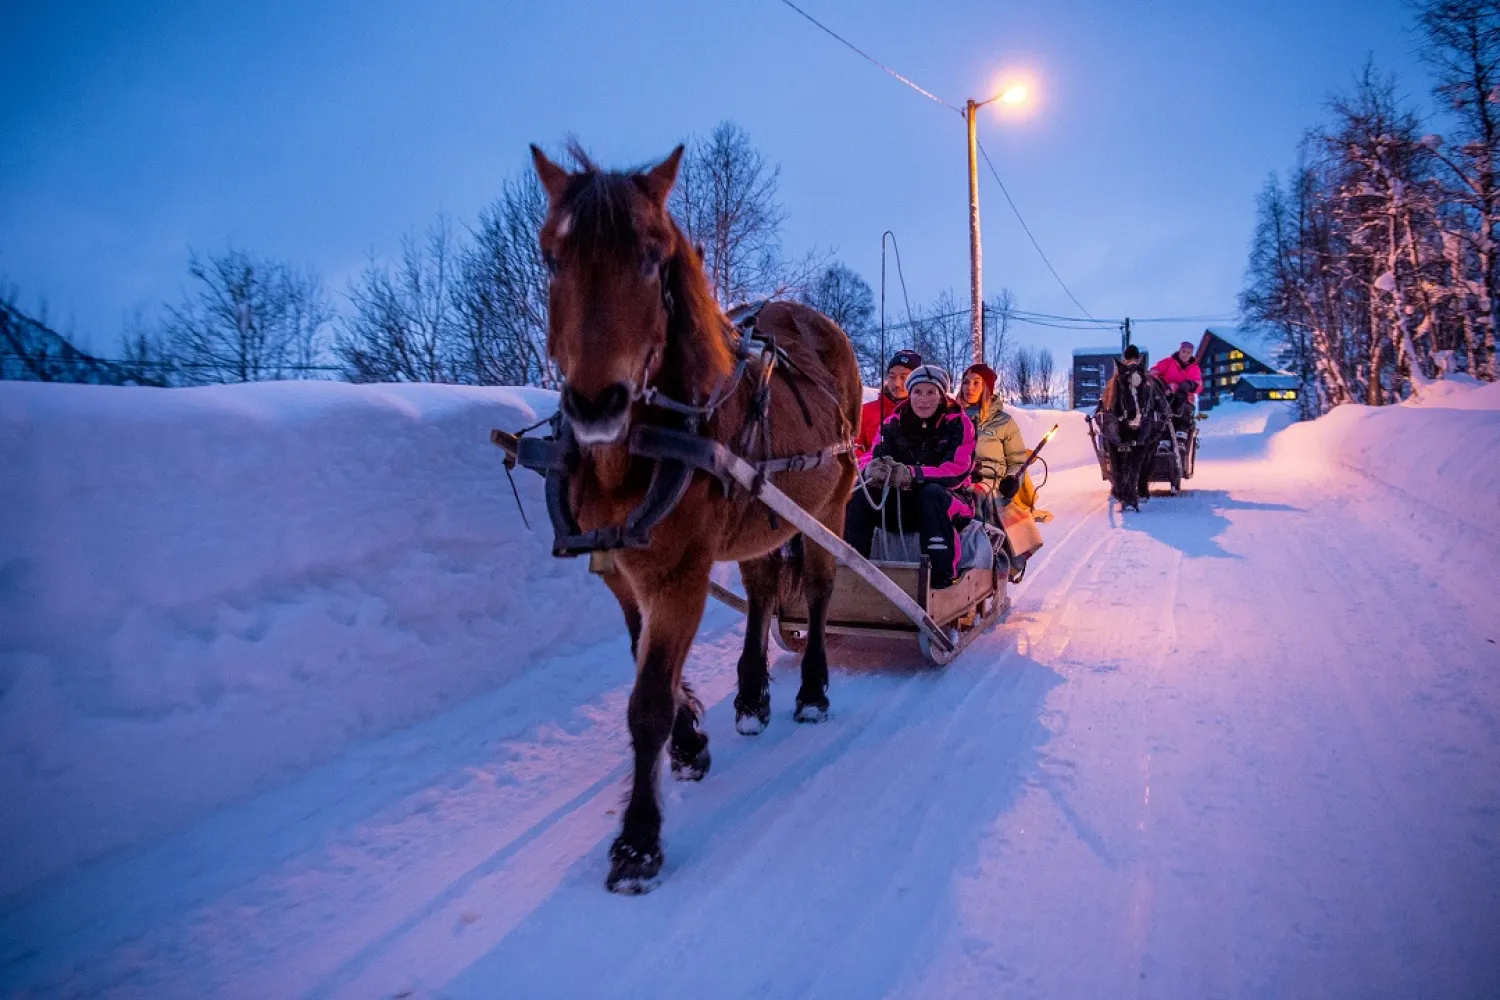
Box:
[1101,365,1124,413]
[554,149,732,394]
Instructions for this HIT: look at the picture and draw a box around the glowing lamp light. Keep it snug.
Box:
[999,83,1029,106]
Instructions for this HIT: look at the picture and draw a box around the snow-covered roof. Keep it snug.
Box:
[1201,327,1288,374]
[1238,373,1299,390]
[1072,345,1122,357]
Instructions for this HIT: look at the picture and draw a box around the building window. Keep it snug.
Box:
[1229,350,1244,360]
[1230,362,1245,372]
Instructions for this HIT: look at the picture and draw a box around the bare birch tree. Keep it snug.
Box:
[164,248,332,384]
[457,171,555,386]
[1417,0,1500,378]
[800,260,880,382]
[337,217,464,383]
[911,290,971,379]
[670,121,822,306]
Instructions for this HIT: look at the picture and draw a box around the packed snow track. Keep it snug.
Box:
[2,383,1497,999]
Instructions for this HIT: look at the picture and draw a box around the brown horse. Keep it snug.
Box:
[530,144,862,893]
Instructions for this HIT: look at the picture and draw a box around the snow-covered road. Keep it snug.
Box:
[5,421,1500,998]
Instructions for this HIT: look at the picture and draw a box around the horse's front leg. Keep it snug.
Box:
[600,563,643,658]
[608,552,712,895]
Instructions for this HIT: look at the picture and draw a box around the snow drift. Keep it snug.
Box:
[1270,378,1500,538]
[0,381,623,899]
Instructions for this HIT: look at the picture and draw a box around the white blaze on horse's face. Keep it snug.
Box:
[530,144,685,448]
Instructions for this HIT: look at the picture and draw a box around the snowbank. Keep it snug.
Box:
[1198,400,1297,439]
[1003,405,1094,473]
[1269,378,1500,536]
[0,381,624,899]
[0,379,1093,899]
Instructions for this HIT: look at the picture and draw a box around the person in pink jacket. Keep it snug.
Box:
[1152,341,1203,420]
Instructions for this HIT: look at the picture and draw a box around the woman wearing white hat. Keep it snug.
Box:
[844,365,976,590]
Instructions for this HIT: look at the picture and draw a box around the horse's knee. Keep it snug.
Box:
[629,650,678,744]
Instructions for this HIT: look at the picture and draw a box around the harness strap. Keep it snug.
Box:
[753,441,851,474]
[631,425,954,654]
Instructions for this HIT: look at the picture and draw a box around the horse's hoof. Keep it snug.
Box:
[793,696,829,724]
[606,838,663,895]
[670,744,711,781]
[734,694,771,736]
[735,712,767,736]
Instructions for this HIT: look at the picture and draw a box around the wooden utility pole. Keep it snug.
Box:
[967,99,984,365]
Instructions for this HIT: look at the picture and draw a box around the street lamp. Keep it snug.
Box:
[965,80,1029,364]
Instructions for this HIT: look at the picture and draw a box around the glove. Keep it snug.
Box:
[862,456,892,485]
[1184,380,1199,393]
[888,462,914,490]
[998,474,1020,500]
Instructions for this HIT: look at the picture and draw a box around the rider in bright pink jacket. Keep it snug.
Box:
[1152,341,1203,402]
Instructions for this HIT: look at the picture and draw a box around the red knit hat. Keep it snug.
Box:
[962,363,998,397]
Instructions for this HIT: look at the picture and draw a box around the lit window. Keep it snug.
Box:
[1229,350,1244,360]
[1230,362,1245,372]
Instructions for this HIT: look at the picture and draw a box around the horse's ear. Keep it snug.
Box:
[638,145,685,207]
[531,145,571,205]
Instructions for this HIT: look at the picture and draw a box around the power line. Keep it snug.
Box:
[774,0,961,113]
[1128,315,1239,324]
[1011,308,1117,326]
[1008,315,1120,331]
[770,2,1103,327]
[975,141,1101,324]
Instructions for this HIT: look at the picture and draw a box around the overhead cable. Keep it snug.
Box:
[774,0,960,112]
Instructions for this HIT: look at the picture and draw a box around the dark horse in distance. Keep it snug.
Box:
[530,144,862,892]
[1097,352,1172,511]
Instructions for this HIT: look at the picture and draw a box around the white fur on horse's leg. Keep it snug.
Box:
[793,701,829,724]
[735,712,767,736]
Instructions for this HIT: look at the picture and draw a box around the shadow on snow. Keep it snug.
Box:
[1112,489,1302,560]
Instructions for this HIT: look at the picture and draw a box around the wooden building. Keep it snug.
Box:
[1233,373,1300,403]
[1194,328,1289,410]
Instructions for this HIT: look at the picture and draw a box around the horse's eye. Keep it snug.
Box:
[543,253,560,277]
[640,248,663,277]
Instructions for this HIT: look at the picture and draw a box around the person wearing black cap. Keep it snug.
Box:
[855,348,922,458]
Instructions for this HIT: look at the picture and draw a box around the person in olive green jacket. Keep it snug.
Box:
[959,363,1053,523]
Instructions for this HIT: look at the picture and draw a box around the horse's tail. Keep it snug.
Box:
[772,534,809,610]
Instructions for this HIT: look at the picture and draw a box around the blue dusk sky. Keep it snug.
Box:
[2,0,1427,361]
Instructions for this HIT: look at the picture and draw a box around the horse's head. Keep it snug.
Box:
[1108,359,1146,429]
[532,144,722,447]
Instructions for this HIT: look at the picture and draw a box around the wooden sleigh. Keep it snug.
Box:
[496,423,1052,666]
[772,532,1009,665]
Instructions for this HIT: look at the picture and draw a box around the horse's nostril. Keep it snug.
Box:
[597,384,629,418]
[562,383,631,424]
